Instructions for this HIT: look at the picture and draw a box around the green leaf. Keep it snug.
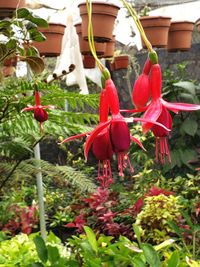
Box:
[83,226,98,254]
[25,56,45,74]
[132,256,146,267]
[180,149,196,166]
[6,39,17,50]
[33,236,48,263]
[181,118,198,136]
[47,245,60,264]
[25,46,40,57]
[173,81,196,95]
[16,8,31,18]
[29,28,46,42]
[16,8,48,28]
[0,44,8,60]
[167,251,180,267]
[141,243,161,267]
[133,224,142,246]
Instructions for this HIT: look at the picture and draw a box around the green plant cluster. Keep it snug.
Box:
[135,195,181,243]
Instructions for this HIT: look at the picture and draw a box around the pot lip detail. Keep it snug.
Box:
[170,20,195,25]
[78,1,120,9]
[139,16,172,20]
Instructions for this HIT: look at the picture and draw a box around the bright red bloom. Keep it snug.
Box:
[92,89,114,187]
[22,90,54,132]
[132,58,151,108]
[140,63,200,163]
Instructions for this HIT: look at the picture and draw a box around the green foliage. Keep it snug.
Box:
[0,8,49,75]
[162,63,200,174]
[135,195,182,243]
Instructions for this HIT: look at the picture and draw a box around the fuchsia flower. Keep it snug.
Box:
[137,63,200,163]
[132,58,151,109]
[22,90,54,131]
[60,77,148,186]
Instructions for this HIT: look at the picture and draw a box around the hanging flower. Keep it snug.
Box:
[132,58,151,109]
[140,63,200,163]
[22,90,54,132]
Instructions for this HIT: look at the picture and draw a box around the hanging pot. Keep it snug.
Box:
[167,21,194,52]
[0,0,26,19]
[33,23,66,57]
[139,16,171,48]
[114,55,129,70]
[75,23,105,55]
[83,55,96,68]
[103,36,116,58]
[78,2,120,43]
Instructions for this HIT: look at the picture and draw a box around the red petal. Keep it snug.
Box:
[130,135,146,151]
[161,99,200,112]
[99,89,109,123]
[34,90,41,106]
[105,79,120,115]
[120,106,148,113]
[21,106,35,112]
[59,132,90,145]
[84,121,111,160]
[142,99,162,134]
[133,117,171,132]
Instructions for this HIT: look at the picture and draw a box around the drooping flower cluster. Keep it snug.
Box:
[132,58,200,163]
[22,89,54,132]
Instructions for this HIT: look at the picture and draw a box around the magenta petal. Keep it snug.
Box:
[142,99,162,134]
[161,99,200,113]
[84,121,111,160]
[130,135,146,151]
[59,132,90,145]
[21,106,35,112]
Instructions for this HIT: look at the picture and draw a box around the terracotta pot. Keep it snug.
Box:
[75,23,105,55]
[140,16,171,48]
[78,2,120,43]
[103,36,116,58]
[33,23,66,57]
[0,0,26,19]
[83,55,96,68]
[167,21,194,52]
[114,55,129,70]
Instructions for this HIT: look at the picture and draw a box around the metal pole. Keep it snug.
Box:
[34,143,47,241]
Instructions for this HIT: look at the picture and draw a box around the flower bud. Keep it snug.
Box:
[34,108,48,122]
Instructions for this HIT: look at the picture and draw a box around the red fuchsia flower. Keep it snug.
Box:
[140,63,200,163]
[92,89,114,187]
[132,58,151,109]
[22,90,54,132]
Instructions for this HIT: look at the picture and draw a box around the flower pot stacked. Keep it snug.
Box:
[83,55,96,69]
[33,23,66,57]
[78,2,120,43]
[103,36,116,58]
[167,21,194,52]
[0,0,26,19]
[77,2,119,68]
[139,16,171,48]
[75,23,106,56]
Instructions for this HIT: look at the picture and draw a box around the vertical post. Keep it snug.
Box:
[34,143,47,241]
